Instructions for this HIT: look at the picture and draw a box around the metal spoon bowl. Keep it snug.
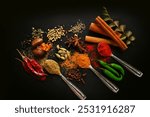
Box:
[111,54,143,77]
[89,65,119,93]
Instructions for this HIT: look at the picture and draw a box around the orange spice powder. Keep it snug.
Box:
[61,52,90,69]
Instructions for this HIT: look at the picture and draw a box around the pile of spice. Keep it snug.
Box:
[86,44,110,68]
[61,52,79,69]
[61,52,90,83]
[61,52,90,69]
[47,26,65,42]
[68,20,86,33]
[65,68,86,83]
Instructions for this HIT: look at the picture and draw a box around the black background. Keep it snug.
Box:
[0,0,150,100]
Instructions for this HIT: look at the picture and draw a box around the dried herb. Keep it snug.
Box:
[102,7,136,45]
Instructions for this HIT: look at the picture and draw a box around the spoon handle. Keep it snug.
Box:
[89,65,119,93]
[60,74,86,100]
[111,54,143,77]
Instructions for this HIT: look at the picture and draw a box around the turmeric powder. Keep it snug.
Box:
[76,53,90,68]
[61,52,90,69]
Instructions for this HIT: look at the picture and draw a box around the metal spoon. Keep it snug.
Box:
[111,54,143,77]
[43,59,86,100]
[89,65,119,93]
[59,73,86,100]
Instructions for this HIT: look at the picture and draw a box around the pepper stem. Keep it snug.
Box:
[16,49,26,60]
[15,58,23,63]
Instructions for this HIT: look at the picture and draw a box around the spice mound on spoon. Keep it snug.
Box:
[97,42,143,77]
[43,60,61,75]
[42,59,86,100]
[75,53,119,93]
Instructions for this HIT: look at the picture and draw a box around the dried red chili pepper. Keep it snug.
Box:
[16,49,47,80]
[29,59,45,73]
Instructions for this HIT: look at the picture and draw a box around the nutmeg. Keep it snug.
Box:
[32,47,45,57]
[32,38,43,47]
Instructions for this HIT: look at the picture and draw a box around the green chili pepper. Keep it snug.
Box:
[102,68,123,81]
[110,63,125,76]
[98,60,119,76]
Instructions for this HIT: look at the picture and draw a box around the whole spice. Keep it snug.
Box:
[95,16,127,50]
[32,47,46,57]
[65,34,87,53]
[31,38,43,47]
[16,49,47,80]
[68,20,86,33]
[55,45,70,60]
[47,26,65,42]
[65,68,86,83]
[97,42,112,57]
[85,35,118,46]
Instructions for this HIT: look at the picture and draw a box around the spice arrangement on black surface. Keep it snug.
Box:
[15,6,144,99]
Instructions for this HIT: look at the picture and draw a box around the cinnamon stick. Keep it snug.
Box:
[89,23,109,37]
[95,16,127,50]
[85,36,118,46]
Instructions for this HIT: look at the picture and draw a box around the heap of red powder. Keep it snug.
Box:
[86,43,110,68]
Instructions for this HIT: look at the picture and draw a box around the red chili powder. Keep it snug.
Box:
[86,44,100,68]
[97,42,112,57]
[86,45,95,52]
[86,43,111,68]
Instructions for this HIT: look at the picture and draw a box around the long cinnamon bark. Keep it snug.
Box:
[90,22,122,38]
[89,23,109,37]
[85,36,118,46]
[95,16,127,50]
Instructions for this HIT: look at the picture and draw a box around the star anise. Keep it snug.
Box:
[65,34,87,53]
